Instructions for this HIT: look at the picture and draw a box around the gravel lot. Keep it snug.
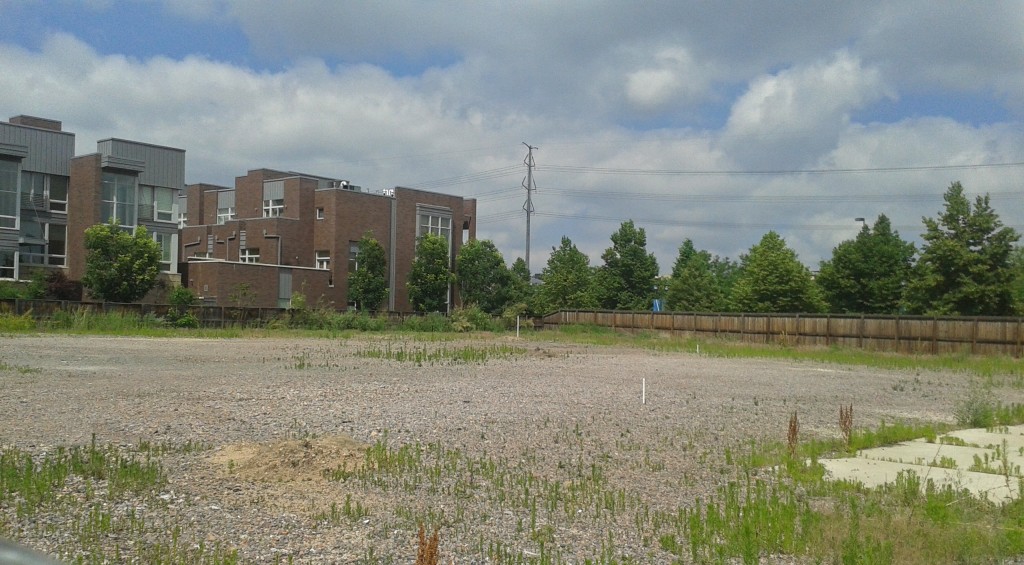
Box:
[1,334,1017,563]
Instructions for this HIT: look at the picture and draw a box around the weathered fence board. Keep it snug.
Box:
[543,310,1024,357]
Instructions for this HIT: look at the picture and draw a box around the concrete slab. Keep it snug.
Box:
[820,426,1024,505]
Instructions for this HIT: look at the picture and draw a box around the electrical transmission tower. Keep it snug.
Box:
[522,142,537,274]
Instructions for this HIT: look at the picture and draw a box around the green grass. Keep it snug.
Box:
[534,324,1024,380]
[354,342,524,365]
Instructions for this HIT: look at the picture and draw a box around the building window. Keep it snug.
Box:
[20,222,66,268]
[138,185,176,223]
[0,249,15,279]
[192,251,211,259]
[315,250,330,270]
[262,199,284,218]
[0,159,18,229]
[216,207,236,225]
[49,175,68,212]
[348,241,359,273]
[178,212,188,228]
[101,172,137,227]
[20,173,68,213]
[418,212,452,242]
[240,248,260,263]
[153,232,175,272]
[316,207,324,220]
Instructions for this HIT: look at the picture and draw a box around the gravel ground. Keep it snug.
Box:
[0,334,1018,563]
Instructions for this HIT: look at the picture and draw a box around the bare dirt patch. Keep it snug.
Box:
[209,434,368,483]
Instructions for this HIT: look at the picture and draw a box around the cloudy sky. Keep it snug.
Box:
[2,1,1022,274]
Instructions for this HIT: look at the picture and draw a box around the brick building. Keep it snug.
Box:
[179,169,477,311]
[0,115,183,293]
[1,114,478,311]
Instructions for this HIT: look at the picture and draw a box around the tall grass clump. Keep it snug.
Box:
[0,311,37,332]
[955,380,997,428]
[399,313,452,332]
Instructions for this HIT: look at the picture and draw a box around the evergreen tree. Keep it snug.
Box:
[407,233,453,313]
[595,220,659,310]
[535,237,597,313]
[347,233,388,311]
[666,239,722,312]
[817,214,915,314]
[508,257,535,313]
[729,231,826,313]
[903,182,1020,315]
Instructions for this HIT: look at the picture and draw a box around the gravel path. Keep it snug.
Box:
[0,334,1015,563]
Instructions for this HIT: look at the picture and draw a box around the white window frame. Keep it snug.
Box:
[240,248,260,263]
[0,159,19,229]
[18,221,66,268]
[155,187,175,222]
[315,250,330,270]
[101,172,138,228]
[216,207,236,225]
[178,212,188,229]
[262,199,284,218]
[0,249,16,280]
[315,207,325,220]
[153,232,176,273]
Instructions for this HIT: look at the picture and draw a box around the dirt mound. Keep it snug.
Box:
[210,434,367,483]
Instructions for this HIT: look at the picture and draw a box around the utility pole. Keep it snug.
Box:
[522,142,537,274]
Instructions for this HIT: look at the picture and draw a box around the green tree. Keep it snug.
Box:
[455,239,513,315]
[407,233,453,313]
[1011,246,1024,313]
[348,233,389,311]
[666,239,722,312]
[903,182,1020,315]
[535,236,598,313]
[82,220,161,303]
[729,231,826,313]
[595,220,660,310]
[817,214,915,314]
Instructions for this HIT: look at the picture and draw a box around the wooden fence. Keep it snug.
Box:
[543,310,1024,357]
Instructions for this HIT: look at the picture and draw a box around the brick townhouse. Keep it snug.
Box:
[179,170,476,311]
[0,115,182,292]
[1,114,478,311]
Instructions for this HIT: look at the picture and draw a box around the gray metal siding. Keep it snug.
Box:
[217,190,235,208]
[263,181,284,200]
[0,123,74,175]
[97,139,185,189]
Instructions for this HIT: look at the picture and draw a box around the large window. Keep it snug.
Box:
[19,221,66,267]
[418,212,452,242]
[240,248,260,263]
[49,176,68,212]
[0,159,18,229]
[315,250,330,270]
[262,199,284,218]
[216,207,236,225]
[138,186,176,223]
[20,172,69,213]
[0,249,15,279]
[101,172,137,227]
[153,232,175,272]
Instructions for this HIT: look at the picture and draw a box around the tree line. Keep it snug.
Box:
[61,181,1022,318]
[400,182,1023,317]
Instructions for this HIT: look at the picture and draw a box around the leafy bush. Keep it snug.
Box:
[0,312,36,331]
[955,381,997,428]
[450,306,501,332]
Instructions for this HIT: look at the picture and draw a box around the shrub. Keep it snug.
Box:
[450,306,500,332]
[400,313,452,332]
[955,380,996,428]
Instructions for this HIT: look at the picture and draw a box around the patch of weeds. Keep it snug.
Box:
[355,342,524,365]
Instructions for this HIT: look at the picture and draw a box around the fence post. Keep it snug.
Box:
[860,314,865,349]
[895,316,901,354]
[932,318,938,355]
[972,317,979,355]
[825,314,830,347]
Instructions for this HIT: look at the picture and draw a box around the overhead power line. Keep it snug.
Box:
[537,161,1024,177]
